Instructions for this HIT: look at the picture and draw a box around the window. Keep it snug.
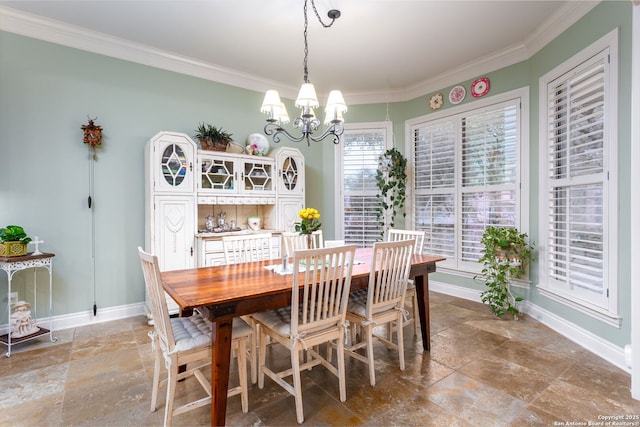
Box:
[539,30,618,320]
[335,122,392,247]
[407,89,528,272]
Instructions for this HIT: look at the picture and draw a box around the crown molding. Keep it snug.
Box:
[0,5,297,96]
[347,1,600,104]
[524,1,600,56]
[0,3,598,105]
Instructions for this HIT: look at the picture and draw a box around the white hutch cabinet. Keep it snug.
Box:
[198,152,275,195]
[144,131,197,317]
[144,132,306,319]
[272,147,305,231]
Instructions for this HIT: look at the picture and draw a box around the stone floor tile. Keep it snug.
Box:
[376,394,473,427]
[458,352,554,402]
[0,392,64,427]
[0,363,68,409]
[0,291,638,426]
[490,339,575,379]
[423,371,529,427]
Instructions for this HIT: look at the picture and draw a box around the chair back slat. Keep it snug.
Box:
[292,245,356,335]
[367,240,414,317]
[222,233,275,264]
[387,228,425,255]
[282,230,324,258]
[138,247,175,352]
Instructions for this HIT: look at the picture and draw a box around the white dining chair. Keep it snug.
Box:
[281,230,323,257]
[253,245,357,424]
[222,232,274,264]
[387,228,426,336]
[344,239,414,386]
[138,247,251,426]
[221,232,276,384]
[324,239,345,248]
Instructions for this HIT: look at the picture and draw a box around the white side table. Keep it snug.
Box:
[0,252,57,357]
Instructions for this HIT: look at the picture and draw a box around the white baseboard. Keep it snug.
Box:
[430,280,630,373]
[0,302,147,335]
[430,280,483,303]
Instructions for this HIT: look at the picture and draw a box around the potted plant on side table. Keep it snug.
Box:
[476,226,534,319]
[0,225,32,257]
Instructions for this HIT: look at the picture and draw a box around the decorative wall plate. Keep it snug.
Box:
[429,93,444,110]
[471,78,490,98]
[448,85,466,104]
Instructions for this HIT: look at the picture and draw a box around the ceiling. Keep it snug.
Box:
[0,1,599,104]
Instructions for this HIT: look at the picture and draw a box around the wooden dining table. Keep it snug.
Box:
[161,247,444,426]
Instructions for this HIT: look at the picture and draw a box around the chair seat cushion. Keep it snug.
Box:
[347,289,396,318]
[171,316,253,352]
[171,315,212,352]
[231,317,254,339]
[255,303,347,341]
[201,316,254,339]
[253,307,293,336]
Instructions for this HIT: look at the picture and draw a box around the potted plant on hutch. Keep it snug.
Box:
[476,226,534,319]
[0,225,32,257]
[194,122,234,152]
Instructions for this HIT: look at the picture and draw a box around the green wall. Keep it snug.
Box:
[526,1,633,346]
[332,0,632,347]
[0,31,301,319]
[0,1,633,348]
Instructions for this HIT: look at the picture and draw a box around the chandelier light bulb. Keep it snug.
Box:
[295,83,320,109]
[324,109,344,125]
[275,102,290,124]
[325,90,347,113]
[261,90,282,116]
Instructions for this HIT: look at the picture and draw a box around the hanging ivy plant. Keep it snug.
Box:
[375,148,407,239]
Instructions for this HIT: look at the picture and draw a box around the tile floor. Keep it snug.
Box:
[1,292,639,426]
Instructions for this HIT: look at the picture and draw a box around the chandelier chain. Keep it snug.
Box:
[310,0,338,28]
[303,0,338,84]
[261,0,344,146]
[303,0,309,83]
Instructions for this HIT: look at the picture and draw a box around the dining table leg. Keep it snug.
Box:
[211,319,233,426]
[413,274,431,351]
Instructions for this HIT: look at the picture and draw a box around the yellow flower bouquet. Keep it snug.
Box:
[295,207,321,235]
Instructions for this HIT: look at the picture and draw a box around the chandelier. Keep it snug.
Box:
[260,0,347,145]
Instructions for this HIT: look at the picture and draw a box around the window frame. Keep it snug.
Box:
[405,87,530,275]
[334,121,393,246]
[537,29,619,325]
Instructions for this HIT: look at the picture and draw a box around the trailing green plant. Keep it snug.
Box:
[375,148,407,239]
[0,225,32,244]
[475,226,534,318]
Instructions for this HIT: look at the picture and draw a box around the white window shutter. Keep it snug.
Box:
[411,100,521,270]
[413,118,456,260]
[342,129,388,248]
[545,54,607,305]
[460,102,519,265]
